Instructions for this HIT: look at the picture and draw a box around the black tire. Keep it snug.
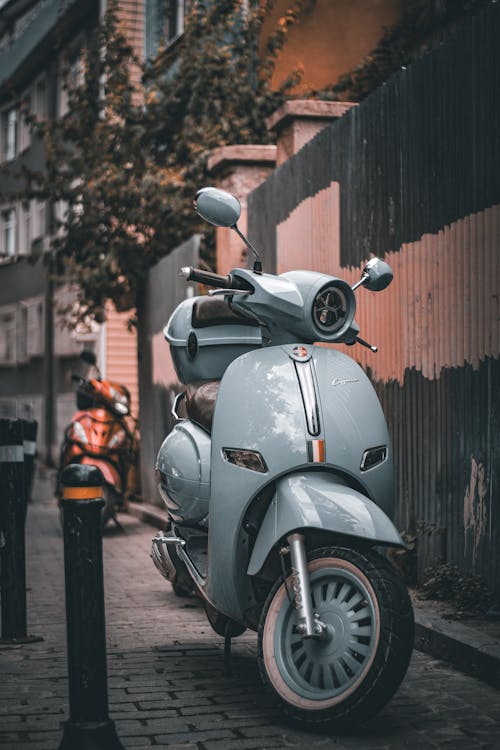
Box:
[258,546,414,730]
[101,484,118,530]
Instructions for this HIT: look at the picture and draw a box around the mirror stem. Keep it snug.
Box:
[232,224,263,273]
[351,273,369,292]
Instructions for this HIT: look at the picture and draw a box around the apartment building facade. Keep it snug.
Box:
[0,0,142,461]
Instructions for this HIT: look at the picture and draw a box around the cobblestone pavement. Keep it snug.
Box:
[1,478,499,749]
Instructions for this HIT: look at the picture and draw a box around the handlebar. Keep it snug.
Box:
[180,266,253,292]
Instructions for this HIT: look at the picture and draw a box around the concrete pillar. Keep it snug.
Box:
[266,100,357,167]
[207,145,276,274]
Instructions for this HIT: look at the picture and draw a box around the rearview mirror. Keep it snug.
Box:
[194,187,241,228]
[361,258,393,292]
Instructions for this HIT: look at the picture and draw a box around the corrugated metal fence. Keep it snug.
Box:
[248,1,500,593]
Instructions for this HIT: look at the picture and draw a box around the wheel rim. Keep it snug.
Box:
[264,558,380,709]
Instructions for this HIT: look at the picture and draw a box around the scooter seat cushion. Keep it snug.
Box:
[185,380,220,433]
[192,296,258,328]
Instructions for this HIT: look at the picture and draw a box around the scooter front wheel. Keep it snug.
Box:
[258,546,414,729]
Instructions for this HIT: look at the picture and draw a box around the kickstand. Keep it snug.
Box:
[223,621,232,678]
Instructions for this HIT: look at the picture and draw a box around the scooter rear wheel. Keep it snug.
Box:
[258,546,413,729]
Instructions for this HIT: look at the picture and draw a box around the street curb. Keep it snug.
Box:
[126,501,166,530]
[414,612,500,689]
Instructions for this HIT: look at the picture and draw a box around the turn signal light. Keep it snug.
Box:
[360,445,387,471]
[222,448,268,473]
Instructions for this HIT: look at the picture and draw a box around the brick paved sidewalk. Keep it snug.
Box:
[1,466,499,749]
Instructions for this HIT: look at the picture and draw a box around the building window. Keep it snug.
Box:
[32,200,45,239]
[1,208,17,256]
[20,202,31,255]
[0,307,17,364]
[34,77,47,119]
[19,93,31,153]
[26,298,44,358]
[58,57,83,118]
[145,0,185,59]
[2,108,18,161]
[16,305,28,364]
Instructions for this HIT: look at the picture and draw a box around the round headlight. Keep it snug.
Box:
[312,283,350,335]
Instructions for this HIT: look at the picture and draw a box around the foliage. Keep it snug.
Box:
[14,2,163,323]
[11,0,305,325]
[318,0,490,103]
[140,0,304,260]
[420,562,493,617]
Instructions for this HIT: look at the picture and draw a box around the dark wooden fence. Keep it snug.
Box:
[248,1,500,594]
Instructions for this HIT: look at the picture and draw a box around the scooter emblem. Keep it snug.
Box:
[292,345,309,359]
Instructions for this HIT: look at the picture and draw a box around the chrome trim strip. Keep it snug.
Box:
[294,361,321,436]
[177,545,206,591]
[171,391,186,422]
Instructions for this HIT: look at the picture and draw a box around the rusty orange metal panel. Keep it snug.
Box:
[277,193,500,384]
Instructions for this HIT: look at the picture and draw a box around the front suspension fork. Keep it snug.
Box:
[285,533,326,639]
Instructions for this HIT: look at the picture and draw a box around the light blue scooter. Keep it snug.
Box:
[152,187,414,729]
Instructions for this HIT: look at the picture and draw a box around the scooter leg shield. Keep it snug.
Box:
[247,472,404,577]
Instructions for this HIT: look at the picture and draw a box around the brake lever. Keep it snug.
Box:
[208,289,251,297]
[356,336,378,353]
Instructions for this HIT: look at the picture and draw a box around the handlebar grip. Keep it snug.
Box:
[180,266,229,288]
[180,266,253,292]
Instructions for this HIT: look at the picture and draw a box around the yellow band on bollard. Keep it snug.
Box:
[62,486,103,500]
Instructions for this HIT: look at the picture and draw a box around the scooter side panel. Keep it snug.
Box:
[247,472,404,576]
[208,347,308,616]
[207,346,396,620]
[312,346,395,517]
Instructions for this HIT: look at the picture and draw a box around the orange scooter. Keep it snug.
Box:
[58,350,139,529]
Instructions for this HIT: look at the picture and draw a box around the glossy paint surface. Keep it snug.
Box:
[206,344,394,618]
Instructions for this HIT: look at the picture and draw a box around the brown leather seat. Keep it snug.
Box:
[192,296,259,328]
[185,380,220,433]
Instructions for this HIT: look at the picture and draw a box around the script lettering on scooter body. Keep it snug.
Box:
[331,377,360,386]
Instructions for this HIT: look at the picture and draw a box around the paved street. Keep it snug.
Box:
[1,471,499,750]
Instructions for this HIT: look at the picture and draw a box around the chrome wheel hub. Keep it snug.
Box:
[275,565,378,701]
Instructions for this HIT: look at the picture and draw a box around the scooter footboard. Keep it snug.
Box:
[247,472,404,576]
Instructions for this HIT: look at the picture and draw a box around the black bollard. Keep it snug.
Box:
[0,418,42,644]
[59,464,124,750]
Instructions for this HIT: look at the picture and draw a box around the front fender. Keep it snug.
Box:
[247,472,403,576]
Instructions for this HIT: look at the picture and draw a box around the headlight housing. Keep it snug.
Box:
[312,283,351,335]
[280,271,357,343]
